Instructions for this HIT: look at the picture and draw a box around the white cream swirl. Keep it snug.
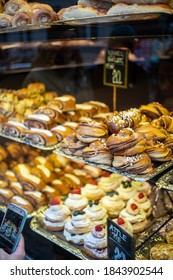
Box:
[64,193,88,210]
[45,204,70,222]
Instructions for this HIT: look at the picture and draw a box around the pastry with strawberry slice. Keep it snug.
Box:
[64,188,88,211]
[43,196,70,231]
[83,225,108,259]
[112,217,133,236]
[119,202,147,234]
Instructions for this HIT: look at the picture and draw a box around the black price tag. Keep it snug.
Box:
[104,48,128,88]
[107,218,136,260]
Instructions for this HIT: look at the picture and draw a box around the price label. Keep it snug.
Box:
[104,48,128,88]
[107,218,136,260]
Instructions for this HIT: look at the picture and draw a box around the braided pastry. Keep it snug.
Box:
[151,115,173,133]
[139,102,170,119]
[145,139,173,162]
[112,152,154,175]
[106,128,146,156]
[106,108,141,134]
[135,122,167,141]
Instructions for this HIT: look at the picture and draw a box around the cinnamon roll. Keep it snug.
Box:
[2,120,27,138]
[20,128,58,147]
[4,0,31,16]
[139,102,170,119]
[75,103,97,118]
[12,10,32,27]
[23,113,56,130]
[59,135,88,156]
[82,139,113,166]
[51,125,75,142]
[30,3,58,25]
[112,153,154,175]
[145,139,173,161]
[49,95,76,112]
[152,115,173,133]
[34,106,66,124]
[135,122,167,141]
[106,128,146,156]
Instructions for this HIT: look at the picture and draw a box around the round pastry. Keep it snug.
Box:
[139,102,170,119]
[63,210,92,244]
[106,128,146,156]
[84,200,108,226]
[98,172,129,192]
[59,135,88,157]
[150,243,173,260]
[43,197,71,231]
[112,217,133,236]
[82,139,113,166]
[64,188,88,211]
[145,139,173,162]
[100,191,126,218]
[83,225,108,259]
[116,180,137,201]
[120,203,147,234]
[76,120,108,143]
[134,122,167,141]
[127,192,152,218]
[130,180,152,196]
[81,182,105,201]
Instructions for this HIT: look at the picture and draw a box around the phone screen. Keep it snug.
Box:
[0,208,25,254]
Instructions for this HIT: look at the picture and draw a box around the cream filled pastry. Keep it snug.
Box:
[112,217,133,236]
[120,203,147,233]
[98,172,129,192]
[63,210,92,244]
[43,197,70,231]
[84,200,108,226]
[130,181,152,196]
[83,225,108,259]
[100,191,126,218]
[64,188,88,211]
[116,180,137,201]
[127,192,152,218]
[81,182,105,201]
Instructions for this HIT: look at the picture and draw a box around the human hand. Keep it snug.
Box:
[0,234,25,260]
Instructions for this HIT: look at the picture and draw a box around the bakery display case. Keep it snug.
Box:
[0,0,173,260]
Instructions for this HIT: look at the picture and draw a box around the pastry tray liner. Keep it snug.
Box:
[156,169,173,192]
[53,148,173,182]
[30,206,171,260]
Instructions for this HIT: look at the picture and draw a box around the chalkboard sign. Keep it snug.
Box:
[104,48,128,88]
[107,218,136,260]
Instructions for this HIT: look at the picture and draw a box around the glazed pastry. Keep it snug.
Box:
[32,156,54,171]
[82,139,113,166]
[0,180,9,189]
[150,243,173,260]
[20,128,58,147]
[4,0,31,16]
[51,179,71,195]
[63,110,80,122]
[43,197,70,231]
[2,120,27,138]
[59,135,88,157]
[127,192,152,218]
[10,195,34,214]
[24,190,47,208]
[0,14,13,29]
[4,170,18,182]
[145,139,173,161]
[57,5,105,21]
[116,180,137,201]
[9,182,23,196]
[23,113,56,130]
[49,95,76,112]
[106,108,141,134]
[63,121,79,131]
[81,182,105,201]
[34,106,66,124]
[98,173,129,192]
[35,164,54,184]
[100,191,125,218]
[51,125,75,142]
[30,3,58,25]
[152,115,173,133]
[112,152,154,175]
[42,185,61,200]
[120,203,147,233]
[63,210,92,245]
[76,120,108,143]
[112,217,133,236]
[139,102,170,119]
[134,122,167,141]
[0,188,14,205]
[12,10,32,27]
[59,173,81,189]
[64,188,88,211]
[83,225,108,259]
[84,200,108,226]
[106,128,146,156]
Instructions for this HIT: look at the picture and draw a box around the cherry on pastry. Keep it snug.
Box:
[131,203,138,210]
[71,188,81,194]
[117,217,125,225]
[138,192,145,199]
[49,197,61,205]
[88,180,98,185]
[102,171,111,177]
[95,225,103,232]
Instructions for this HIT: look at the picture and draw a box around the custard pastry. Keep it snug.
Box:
[64,188,88,211]
[100,191,126,218]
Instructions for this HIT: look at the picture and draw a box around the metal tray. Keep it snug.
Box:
[53,148,173,182]
[156,169,173,192]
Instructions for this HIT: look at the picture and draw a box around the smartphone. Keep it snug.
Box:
[0,203,28,254]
